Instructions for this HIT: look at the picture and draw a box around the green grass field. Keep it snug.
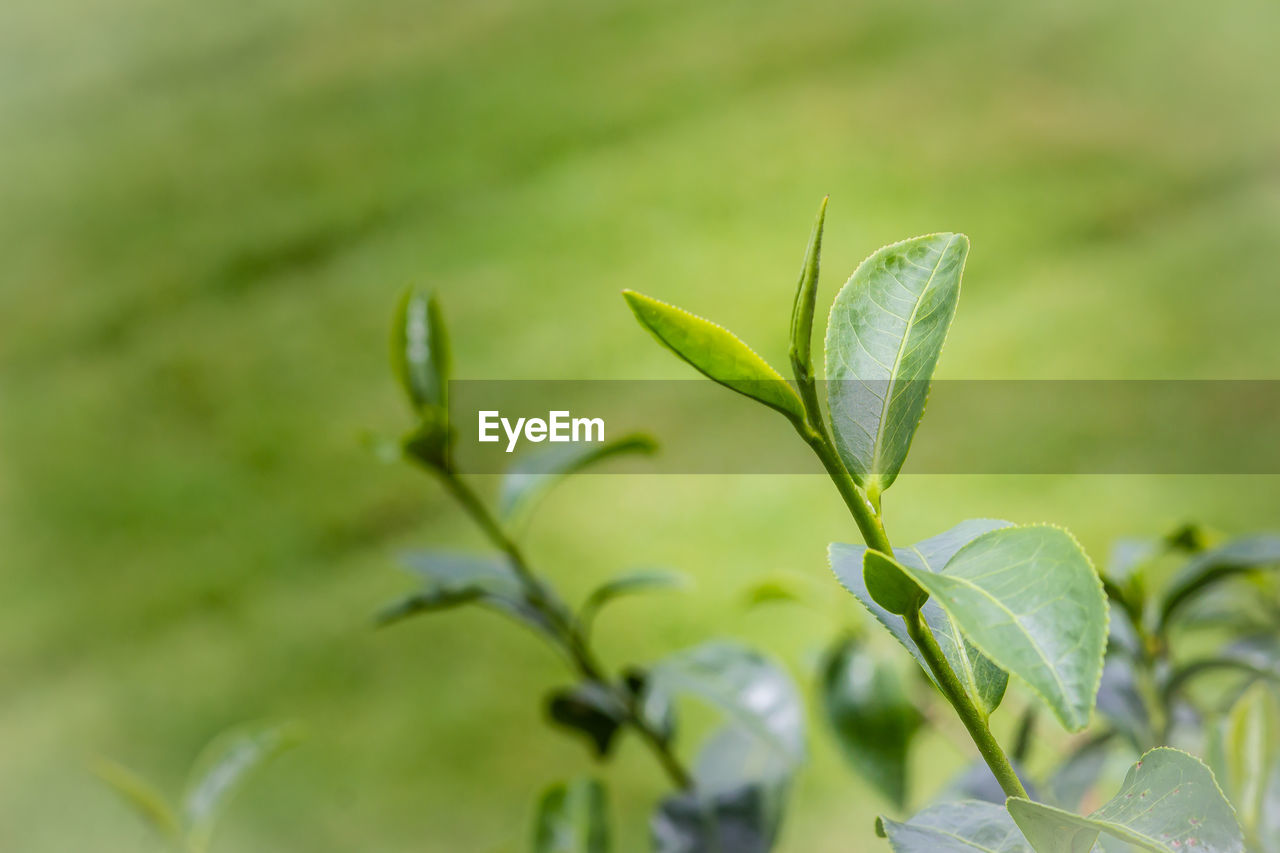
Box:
[3,0,1280,849]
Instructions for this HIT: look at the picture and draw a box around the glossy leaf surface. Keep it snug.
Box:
[824,233,968,496]
[623,290,805,421]
[1008,748,1243,853]
[830,519,1011,714]
[820,635,922,808]
[877,801,1032,853]
[887,524,1106,732]
[498,434,657,522]
[534,778,611,853]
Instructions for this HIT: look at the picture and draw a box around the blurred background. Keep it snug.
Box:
[3,0,1280,849]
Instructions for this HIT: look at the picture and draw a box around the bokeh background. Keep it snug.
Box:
[4,0,1280,849]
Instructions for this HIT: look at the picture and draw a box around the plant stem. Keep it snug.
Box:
[905,609,1029,800]
[435,468,694,791]
[792,416,1027,800]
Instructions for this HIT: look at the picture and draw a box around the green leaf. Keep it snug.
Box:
[533,778,611,853]
[884,524,1106,732]
[391,288,450,413]
[622,290,806,422]
[652,782,779,853]
[876,801,1032,853]
[92,758,182,843]
[863,550,928,615]
[546,682,628,758]
[578,569,688,638]
[651,642,804,768]
[820,635,923,809]
[182,722,302,852]
[498,434,658,523]
[1210,682,1280,850]
[830,519,1011,715]
[788,196,829,389]
[1008,748,1243,853]
[1048,732,1117,811]
[377,551,559,638]
[1159,535,1280,629]
[623,668,677,745]
[824,233,968,499]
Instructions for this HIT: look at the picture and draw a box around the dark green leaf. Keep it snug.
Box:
[1048,733,1118,811]
[1008,747,1243,853]
[579,569,689,638]
[652,783,779,853]
[546,682,628,759]
[830,519,1011,715]
[820,635,923,808]
[534,777,610,853]
[1159,535,1280,629]
[498,434,658,523]
[824,233,968,500]
[401,408,452,471]
[182,722,302,851]
[91,758,181,843]
[650,642,804,768]
[876,801,1032,853]
[788,196,828,390]
[622,290,806,422]
[863,550,928,616]
[884,524,1106,732]
[623,668,677,745]
[391,288,450,413]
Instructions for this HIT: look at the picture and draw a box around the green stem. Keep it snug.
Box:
[435,468,694,790]
[906,609,1029,800]
[793,420,891,553]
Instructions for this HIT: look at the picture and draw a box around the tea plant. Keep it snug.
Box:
[94,721,299,853]
[624,198,1254,851]
[378,292,806,851]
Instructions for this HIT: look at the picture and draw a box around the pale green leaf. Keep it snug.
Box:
[391,288,450,413]
[824,233,968,498]
[1210,682,1280,850]
[876,801,1032,853]
[886,524,1106,732]
[498,434,657,522]
[92,758,182,843]
[830,519,1011,714]
[1008,747,1243,853]
[533,777,610,853]
[622,290,805,422]
[182,722,302,851]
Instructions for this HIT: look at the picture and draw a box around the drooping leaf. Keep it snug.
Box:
[1209,682,1280,851]
[876,801,1032,853]
[824,233,968,499]
[579,569,689,638]
[376,551,559,638]
[546,682,629,758]
[533,777,611,853]
[1159,535,1280,629]
[819,635,922,808]
[652,783,778,853]
[882,524,1106,732]
[1007,747,1243,853]
[622,291,806,422]
[182,723,302,851]
[788,196,829,390]
[92,758,182,843]
[391,288,450,413]
[498,434,658,523]
[650,642,805,767]
[830,519,1011,715]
